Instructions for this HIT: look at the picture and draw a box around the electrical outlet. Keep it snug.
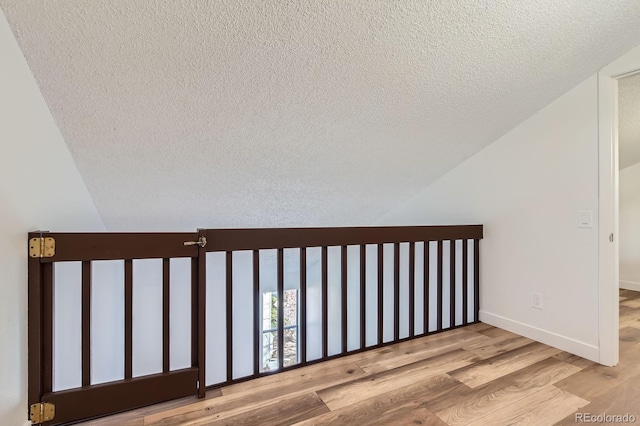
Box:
[532,292,544,310]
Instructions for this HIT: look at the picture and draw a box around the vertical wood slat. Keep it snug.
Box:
[359,245,366,350]
[462,240,469,325]
[450,240,456,329]
[82,261,91,386]
[393,243,400,341]
[436,241,443,331]
[226,251,233,380]
[377,244,383,345]
[162,259,170,373]
[321,246,328,359]
[409,242,415,338]
[124,259,133,379]
[253,250,260,375]
[341,245,348,353]
[474,239,480,321]
[300,248,307,364]
[43,263,54,394]
[277,248,284,370]
[424,242,430,334]
[27,244,43,406]
[196,229,207,398]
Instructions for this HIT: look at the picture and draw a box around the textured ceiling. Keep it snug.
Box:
[619,73,640,170]
[2,1,640,230]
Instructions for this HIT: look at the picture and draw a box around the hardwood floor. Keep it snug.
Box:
[79,290,640,426]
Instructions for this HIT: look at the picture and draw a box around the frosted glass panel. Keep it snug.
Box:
[91,260,124,385]
[413,243,425,335]
[364,244,378,347]
[132,259,163,377]
[170,258,192,371]
[206,252,226,386]
[346,245,360,352]
[428,242,438,333]
[442,241,451,329]
[232,251,253,379]
[398,243,410,339]
[305,247,322,361]
[382,244,394,343]
[53,262,81,391]
[327,246,341,356]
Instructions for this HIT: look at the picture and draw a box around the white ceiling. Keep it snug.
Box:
[2,1,640,230]
[619,73,640,170]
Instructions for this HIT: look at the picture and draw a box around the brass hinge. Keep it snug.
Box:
[30,402,55,424]
[29,237,55,258]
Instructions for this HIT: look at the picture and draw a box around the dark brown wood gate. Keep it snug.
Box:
[28,225,482,425]
[28,232,203,425]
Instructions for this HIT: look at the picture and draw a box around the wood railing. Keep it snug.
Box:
[28,225,482,425]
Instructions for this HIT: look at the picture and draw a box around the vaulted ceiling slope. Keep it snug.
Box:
[619,73,640,170]
[2,1,640,230]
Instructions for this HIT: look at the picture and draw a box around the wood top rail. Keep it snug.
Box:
[203,225,483,252]
[36,225,482,262]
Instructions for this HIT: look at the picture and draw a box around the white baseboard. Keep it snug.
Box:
[479,311,600,363]
[620,281,640,292]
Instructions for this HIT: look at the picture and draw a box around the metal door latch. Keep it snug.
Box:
[184,236,207,248]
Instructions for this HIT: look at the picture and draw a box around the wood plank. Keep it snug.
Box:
[554,327,640,401]
[463,333,533,359]
[295,374,457,426]
[358,329,489,374]
[621,298,640,309]
[425,357,581,425]
[620,289,640,300]
[551,352,596,370]
[555,375,640,425]
[187,393,329,426]
[464,322,495,333]
[317,349,479,410]
[145,364,366,425]
[466,386,588,426]
[448,342,562,388]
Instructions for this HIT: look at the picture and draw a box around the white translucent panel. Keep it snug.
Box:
[53,262,81,391]
[468,240,477,322]
[283,248,300,366]
[413,243,425,335]
[259,250,277,293]
[442,241,452,329]
[170,258,192,371]
[283,248,300,292]
[427,242,438,333]
[346,245,360,352]
[91,260,124,384]
[382,244,394,343]
[132,259,163,377]
[326,246,341,356]
[206,252,226,385]
[305,247,322,361]
[364,244,378,347]
[454,240,464,327]
[398,243,410,339]
[232,251,253,379]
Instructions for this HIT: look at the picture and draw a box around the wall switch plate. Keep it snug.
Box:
[578,210,593,228]
[532,292,544,310]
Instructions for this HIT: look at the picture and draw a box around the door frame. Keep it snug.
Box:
[598,45,640,366]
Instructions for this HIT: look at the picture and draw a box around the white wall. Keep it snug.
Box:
[620,161,640,289]
[0,9,105,426]
[377,75,601,361]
